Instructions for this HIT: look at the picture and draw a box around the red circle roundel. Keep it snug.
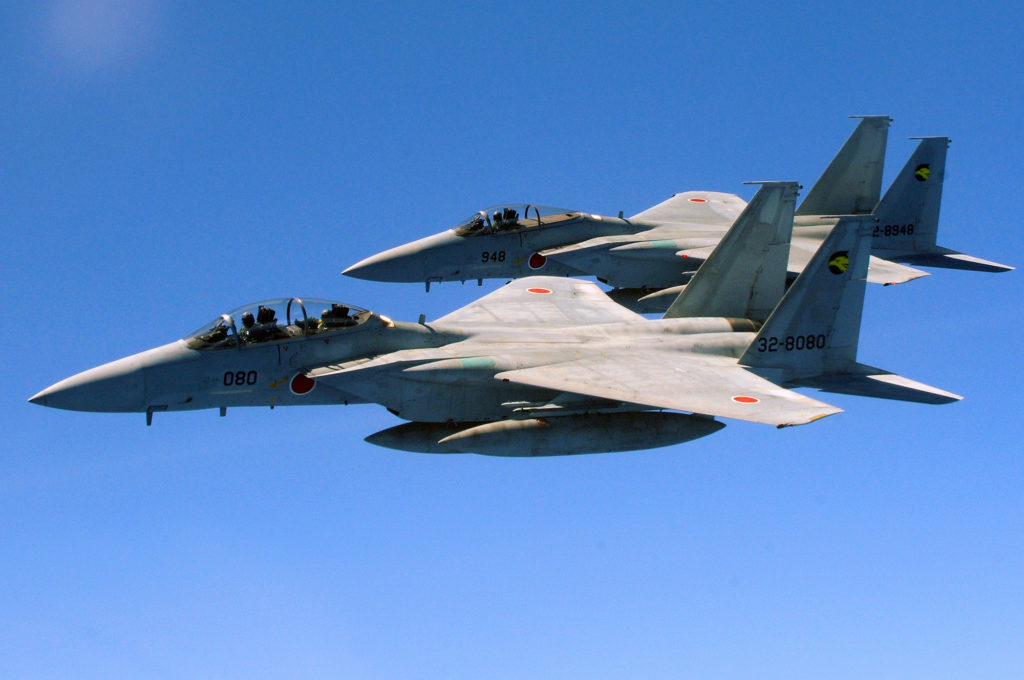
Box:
[290,373,316,395]
[688,197,708,203]
[527,287,552,294]
[732,395,759,404]
[528,252,547,269]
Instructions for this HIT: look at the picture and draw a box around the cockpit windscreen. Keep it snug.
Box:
[185,298,370,350]
[454,204,580,236]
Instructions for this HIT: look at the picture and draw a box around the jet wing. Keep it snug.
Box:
[496,352,841,427]
[789,236,930,284]
[433,276,645,327]
[630,191,748,225]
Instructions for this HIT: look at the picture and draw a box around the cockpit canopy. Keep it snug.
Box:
[185,298,371,350]
[453,204,582,236]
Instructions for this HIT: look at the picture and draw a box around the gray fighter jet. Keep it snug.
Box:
[344,119,1011,311]
[30,183,959,456]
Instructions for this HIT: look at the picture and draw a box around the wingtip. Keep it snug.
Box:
[777,407,843,429]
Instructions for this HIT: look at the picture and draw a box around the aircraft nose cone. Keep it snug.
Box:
[343,245,420,282]
[343,231,463,282]
[29,355,145,412]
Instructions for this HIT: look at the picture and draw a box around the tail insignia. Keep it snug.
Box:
[827,251,851,275]
[914,164,931,182]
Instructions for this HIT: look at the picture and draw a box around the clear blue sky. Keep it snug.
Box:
[3,2,1022,678]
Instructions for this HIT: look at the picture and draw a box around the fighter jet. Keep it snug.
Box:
[30,182,959,456]
[344,119,1012,311]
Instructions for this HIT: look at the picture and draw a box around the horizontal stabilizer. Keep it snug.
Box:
[865,255,930,284]
[789,235,929,284]
[794,365,962,404]
[893,250,1014,273]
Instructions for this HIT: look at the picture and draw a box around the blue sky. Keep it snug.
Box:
[3,1,1022,678]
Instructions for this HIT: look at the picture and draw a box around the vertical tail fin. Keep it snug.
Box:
[741,217,963,404]
[663,181,798,321]
[796,115,891,216]
[871,137,1013,272]
[870,136,948,255]
[740,220,871,379]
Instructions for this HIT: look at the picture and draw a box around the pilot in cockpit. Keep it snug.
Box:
[240,305,286,342]
[491,208,520,231]
[321,303,357,328]
[256,305,276,325]
[202,320,229,345]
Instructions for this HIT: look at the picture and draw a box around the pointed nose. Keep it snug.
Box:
[29,355,145,412]
[343,245,420,281]
[343,230,464,282]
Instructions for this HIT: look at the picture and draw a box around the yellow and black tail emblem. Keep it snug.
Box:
[827,251,850,275]
[914,164,931,182]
